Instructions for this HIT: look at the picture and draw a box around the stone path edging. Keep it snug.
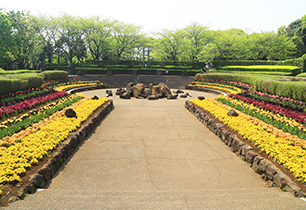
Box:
[185,100,305,198]
[185,85,229,95]
[13,100,114,201]
[66,84,107,94]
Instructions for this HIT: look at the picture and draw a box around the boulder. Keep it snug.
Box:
[159,83,171,97]
[147,95,158,100]
[152,85,159,95]
[133,83,145,97]
[126,82,135,90]
[175,89,184,94]
[65,109,77,118]
[143,88,152,97]
[92,95,99,100]
[167,95,177,100]
[115,88,125,95]
[120,92,131,99]
[227,109,239,117]
[106,90,113,97]
[126,87,134,97]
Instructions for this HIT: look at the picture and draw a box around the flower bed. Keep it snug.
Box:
[54,81,104,92]
[0,94,83,141]
[0,96,109,186]
[0,91,68,119]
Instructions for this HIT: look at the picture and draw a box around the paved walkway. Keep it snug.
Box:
[5,89,306,209]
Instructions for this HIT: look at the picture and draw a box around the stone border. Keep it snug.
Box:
[185,85,229,96]
[13,100,114,200]
[66,84,107,94]
[185,100,305,198]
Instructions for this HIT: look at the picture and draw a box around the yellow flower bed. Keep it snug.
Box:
[54,81,103,92]
[0,96,108,184]
[0,94,86,148]
[188,82,242,94]
[219,95,305,132]
[209,97,306,148]
[190,98,306,182]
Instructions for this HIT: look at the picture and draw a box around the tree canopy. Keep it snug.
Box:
[0,9,304,69]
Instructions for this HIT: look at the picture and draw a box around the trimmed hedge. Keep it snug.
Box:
[296,73,306,78]
[196,72,306,101]
[42,70,69,81]
[0,73,44,95]
[221,65,300,76]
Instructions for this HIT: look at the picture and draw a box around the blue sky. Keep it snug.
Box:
[2,0,306,34]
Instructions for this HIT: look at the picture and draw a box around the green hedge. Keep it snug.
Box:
[0,73,44,95]
[221,65,300,75]
[196,72,306,101]
[296,73,306,78]
[42,70,69,81]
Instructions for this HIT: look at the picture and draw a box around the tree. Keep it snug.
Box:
[111,22,144,61]
[7,11,43,69]
[56,14,87,64]
[212,29,249,60]
[291,36,306,57]
[152,29,185,62]
[80,16,115,61]
[181,22,212,63]
[0,9,13,68]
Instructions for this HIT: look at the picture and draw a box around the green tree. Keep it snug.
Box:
[291,36,306,57]
[152,29,185,62]
[7,11,43,69]
[80,16,115,61]
[181,22,212,63]
[111,22,144,61]
[56,14,87,64]
[0,9,13,68]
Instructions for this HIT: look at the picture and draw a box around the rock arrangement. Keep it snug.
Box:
[185,100,305,198]
[114,82,192,100]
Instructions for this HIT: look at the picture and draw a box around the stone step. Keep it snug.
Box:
[5,188,306,209]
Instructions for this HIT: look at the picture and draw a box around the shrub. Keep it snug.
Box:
[221,65,300,75]
[42,70,69,81]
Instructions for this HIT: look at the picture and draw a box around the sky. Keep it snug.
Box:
[1,0,306,34]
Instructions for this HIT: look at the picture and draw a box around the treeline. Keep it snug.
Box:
[0,9,305,70]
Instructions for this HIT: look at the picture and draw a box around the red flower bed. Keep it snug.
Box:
[0,91,68,118]
[229,93,306,123]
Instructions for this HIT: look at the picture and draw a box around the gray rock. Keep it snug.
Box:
[65,109,77,118]
[167,95,177,100]
[273,171,291,189]
[227,109,239,116]
[120,92,131,99]
[147,95,158,100]
[285,182,301,197]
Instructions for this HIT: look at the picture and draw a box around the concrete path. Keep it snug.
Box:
[5,89,306,209]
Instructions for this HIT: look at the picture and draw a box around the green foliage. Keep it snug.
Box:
[0,73,44,95]
[42,70,69,81]
[296,72,306,77]
[196,72,306,101]
[221,65,300,75]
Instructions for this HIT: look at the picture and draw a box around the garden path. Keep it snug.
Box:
[5,89,306,209]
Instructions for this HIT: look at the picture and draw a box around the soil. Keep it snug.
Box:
[194,104,306,193]
[0,100,112,207]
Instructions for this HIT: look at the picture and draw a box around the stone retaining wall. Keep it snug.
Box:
[15,100,114,200]
[185,100,305,198]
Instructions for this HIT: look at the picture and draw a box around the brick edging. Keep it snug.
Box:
[15,100,114,200]
[185,100,305,198]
